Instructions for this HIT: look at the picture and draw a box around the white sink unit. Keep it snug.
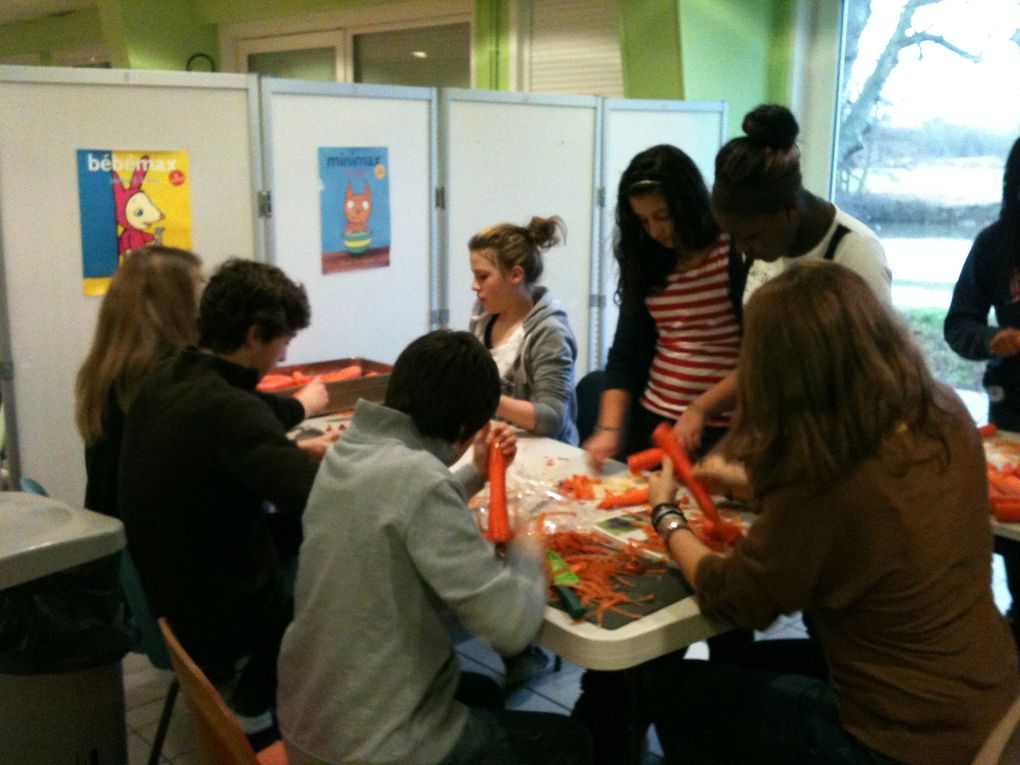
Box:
[0,491,125,589]
[0,491,128,765]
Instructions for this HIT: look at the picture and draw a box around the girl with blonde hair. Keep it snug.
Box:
[469,215,579,445]
[76,245,204,518]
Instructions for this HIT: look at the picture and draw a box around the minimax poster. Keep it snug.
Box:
[319,146,391,274]
[77,149,192,295]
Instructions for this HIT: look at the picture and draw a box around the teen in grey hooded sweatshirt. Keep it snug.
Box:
[468,215,579,445]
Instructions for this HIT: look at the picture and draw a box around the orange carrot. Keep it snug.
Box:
[486,441,510,543]
[627,448,664,474]
[979,423,998,438]
[319,365,363,383]
[557,474,597,500]
[596,486,650,509]
[651,423,743,546]
[991,496,1020,522]
[256,373,296,391]
[988,468,1020,497]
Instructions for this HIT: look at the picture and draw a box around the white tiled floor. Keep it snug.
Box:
[122,562,1014,765]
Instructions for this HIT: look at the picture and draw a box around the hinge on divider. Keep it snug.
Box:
[257,191,272,218]
[435,187,446,210]
[597,187,605,208]
[0,361,12,381]
[430,309,451,328]
[589,294,605,310]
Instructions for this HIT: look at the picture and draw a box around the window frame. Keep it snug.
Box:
[219,0,472,84]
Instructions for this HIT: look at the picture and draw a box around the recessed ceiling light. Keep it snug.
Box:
[412,50,427,59]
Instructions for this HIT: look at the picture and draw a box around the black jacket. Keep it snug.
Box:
[119,347,317,664]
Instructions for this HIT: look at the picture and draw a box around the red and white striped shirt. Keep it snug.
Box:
[640,235,740,424]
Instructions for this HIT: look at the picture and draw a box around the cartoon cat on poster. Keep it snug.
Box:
[318,147,391,275]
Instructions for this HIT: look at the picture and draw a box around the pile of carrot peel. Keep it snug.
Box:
[546,530,667,627]
[556,474,598,500]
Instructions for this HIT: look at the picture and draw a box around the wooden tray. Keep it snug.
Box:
[267,357,391,414]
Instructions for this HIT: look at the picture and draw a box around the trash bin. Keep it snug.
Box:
[0,491,130,765]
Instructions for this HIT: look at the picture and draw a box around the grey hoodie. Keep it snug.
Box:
[470,286,579,444]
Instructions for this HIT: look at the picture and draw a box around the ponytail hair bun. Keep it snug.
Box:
[527,215,566,252]
[742,104,799,152]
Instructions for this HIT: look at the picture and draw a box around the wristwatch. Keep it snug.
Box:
[651,502,689,544]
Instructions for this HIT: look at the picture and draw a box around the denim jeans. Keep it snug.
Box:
[646,654,903,765]
[440,672,592,765]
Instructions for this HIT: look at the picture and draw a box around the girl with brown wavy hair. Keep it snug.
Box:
[645,261,1017,765]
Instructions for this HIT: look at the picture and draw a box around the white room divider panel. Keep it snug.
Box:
[0,67,261,505]
[259,79,437,367]
[597,99,727,367]
[441,89,601,375]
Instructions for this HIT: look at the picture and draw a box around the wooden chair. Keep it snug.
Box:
[972,694,1020,765]
[157,617,288,765]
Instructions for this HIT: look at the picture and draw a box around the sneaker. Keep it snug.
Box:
[233,708,274,735]
[503,643,550,693]
[244,721,281,753]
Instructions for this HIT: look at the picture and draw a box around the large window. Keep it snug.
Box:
[835,0,1020,413]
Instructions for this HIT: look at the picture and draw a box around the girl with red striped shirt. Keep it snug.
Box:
[584,144,748,470]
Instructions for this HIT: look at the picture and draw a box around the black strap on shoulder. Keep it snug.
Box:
[823,223,851,261]
[727,240,752,328]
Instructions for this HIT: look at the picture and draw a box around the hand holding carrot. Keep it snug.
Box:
[472,422,517,479]
[648,456,679,508]
[693,454,752,504]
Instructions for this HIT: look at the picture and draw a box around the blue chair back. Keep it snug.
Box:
[119,549,171,670]
[19,476,49,496]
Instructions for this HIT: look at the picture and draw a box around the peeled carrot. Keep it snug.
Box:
[991,496,1020,522]
[988,468,1020,497]
[651,422,743,545]
[627,448,664,475]
[486,441,510,543]
[979,423,998,438]
[596,486,650,509]
[256,373,296,391]
[651,423,722,525]
[319,365,363,383]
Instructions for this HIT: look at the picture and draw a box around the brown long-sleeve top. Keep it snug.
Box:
[696,389,1018,765]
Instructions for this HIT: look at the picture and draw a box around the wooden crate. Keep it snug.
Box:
[266,357,391,414]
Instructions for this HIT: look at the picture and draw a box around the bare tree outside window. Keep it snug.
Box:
[835,0,1020,409]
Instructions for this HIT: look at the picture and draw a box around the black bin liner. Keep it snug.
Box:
[0,553,134,674]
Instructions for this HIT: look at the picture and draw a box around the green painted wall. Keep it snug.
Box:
[0,9,104,64]
[619,0,684,100]
[100,0,217,71]
[472,0,509,90]
[679,0,792,137]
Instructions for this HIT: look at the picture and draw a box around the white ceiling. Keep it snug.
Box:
[0,0,95,27]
